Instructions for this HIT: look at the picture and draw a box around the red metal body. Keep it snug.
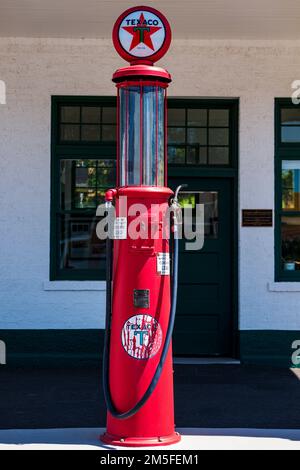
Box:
[112,65,171,83]
[101,7,179,447]
[101,187,180,447]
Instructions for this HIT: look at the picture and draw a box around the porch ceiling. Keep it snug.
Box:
[0,0,300,39]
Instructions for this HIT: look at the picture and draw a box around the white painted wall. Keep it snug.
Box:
[1,37,300,330]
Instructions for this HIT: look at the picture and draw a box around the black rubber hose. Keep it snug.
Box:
[102,224,179,420]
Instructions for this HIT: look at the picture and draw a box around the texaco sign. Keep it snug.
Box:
[112,6,171,63]
[121,314,163,360]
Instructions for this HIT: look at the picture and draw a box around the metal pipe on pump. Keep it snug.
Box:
[100,6,182,447]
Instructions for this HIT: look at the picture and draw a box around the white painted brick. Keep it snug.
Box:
[1,38,300,329]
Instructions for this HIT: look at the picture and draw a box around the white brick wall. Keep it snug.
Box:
[1,37,300,329]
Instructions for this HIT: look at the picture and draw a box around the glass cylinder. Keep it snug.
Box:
[118,83,166,186]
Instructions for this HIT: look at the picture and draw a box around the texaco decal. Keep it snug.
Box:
[121,314,163,359]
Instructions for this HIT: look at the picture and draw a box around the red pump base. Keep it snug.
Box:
[100,431,181,447]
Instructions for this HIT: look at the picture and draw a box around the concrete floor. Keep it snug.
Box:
[1,428,300,450]
[0,364,300,430]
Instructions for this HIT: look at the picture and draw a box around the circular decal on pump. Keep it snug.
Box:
[121,314,163,359]
[112,6,171,63]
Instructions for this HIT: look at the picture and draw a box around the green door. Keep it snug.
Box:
[169,177,234,356]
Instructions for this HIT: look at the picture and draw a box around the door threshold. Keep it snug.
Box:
[173,357,241,365]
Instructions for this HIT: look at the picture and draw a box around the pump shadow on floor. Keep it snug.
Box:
[0,365,300,430]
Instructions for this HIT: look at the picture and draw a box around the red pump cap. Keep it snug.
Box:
[112,64,171,84]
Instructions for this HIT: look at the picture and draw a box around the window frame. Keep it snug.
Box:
[275,98,300,281]
[51,96,117,281]
[167,99,237,168]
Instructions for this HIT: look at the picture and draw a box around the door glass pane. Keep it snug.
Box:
[178,191,218,239]
[282,161,300,210]
[60,159,116,210]
[59,214,105,270]
[281,216,300,271]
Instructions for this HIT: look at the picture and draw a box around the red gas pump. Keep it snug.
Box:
[100,6,182,447]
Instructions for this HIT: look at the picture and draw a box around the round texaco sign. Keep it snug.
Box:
[121,314,163,360]
[112,6,171,63]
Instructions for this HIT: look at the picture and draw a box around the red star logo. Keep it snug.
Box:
[122,13,162,51]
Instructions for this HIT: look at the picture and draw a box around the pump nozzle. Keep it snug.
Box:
[173,184,188,202]
[170,184,187,231]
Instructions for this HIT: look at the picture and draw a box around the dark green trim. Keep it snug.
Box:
[0,329,104,368]
[1,329,298,368]
[240,330,300,367]
[274,98,300,281]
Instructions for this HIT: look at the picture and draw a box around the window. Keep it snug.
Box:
[51,97,116,280]
[275,99,300,280]
[167,104,232,166]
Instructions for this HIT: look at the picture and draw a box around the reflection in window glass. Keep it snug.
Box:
[168,127,185,144]
[187,128,207,145]
[281,126,300,142]
[59,214,105,270]
[186,146,207,164]
[178,191,218,239]
[281,108,300,125]
[281,216,300,271]
[168,146,185,164]
[60,159,116,210]
[282,161,300,210]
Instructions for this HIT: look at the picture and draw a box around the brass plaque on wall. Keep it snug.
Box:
[242,210,273,227]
